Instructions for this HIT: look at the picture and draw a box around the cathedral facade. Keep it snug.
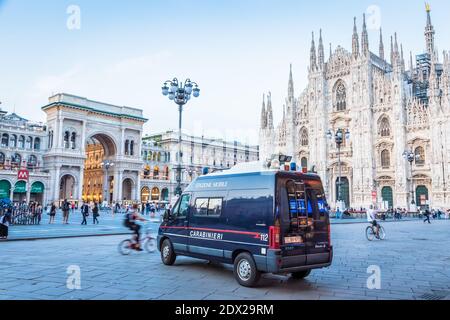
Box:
[259,6,450,210]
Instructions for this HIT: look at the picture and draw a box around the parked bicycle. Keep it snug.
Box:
[366,221,386,241]
[119,226,157,255]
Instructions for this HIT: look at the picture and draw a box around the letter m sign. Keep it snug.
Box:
[18,170,29,181]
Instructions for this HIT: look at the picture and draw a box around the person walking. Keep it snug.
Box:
[49,202,57,224]
[92,202,100,225]
[81,202,89,225]
[62,200,70,224]
[423,209,431,224]
[35,203,42,225]
[0,209,12,240]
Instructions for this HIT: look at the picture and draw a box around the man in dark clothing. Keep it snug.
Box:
[62,200,70,224]
[81,202,89,225]
[423,209,431,224]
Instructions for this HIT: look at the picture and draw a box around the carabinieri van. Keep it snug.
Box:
[157,162,333,287]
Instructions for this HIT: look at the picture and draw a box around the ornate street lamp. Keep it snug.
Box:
[403,150,420,207]
[101,160,114,204]
[162,78,200,196]
[327,128,350,209]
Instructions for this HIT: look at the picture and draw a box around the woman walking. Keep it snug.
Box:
[49,202,57,224]
[93,202,100,225]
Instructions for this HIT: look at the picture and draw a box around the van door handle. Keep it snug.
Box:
[256,223,266,227]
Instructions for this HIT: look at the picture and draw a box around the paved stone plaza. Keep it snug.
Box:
[0,220,449,300]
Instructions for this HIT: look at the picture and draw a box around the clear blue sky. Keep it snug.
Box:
[0,0,449,144]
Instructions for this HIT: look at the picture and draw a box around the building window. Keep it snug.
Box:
[64,131,70,149]
[301,157,308,170]
[0,152,5,168]
[71,132,76,149]
[48,131,53,149]
[27,155,38,170]
[1,134,9,148]
[125,140,130,156]
[333,80,347,111]
[379,117,391,137]
[34,138,41,151]
[18,135,25,149]
[300,128,309,147]
[10,135,17,148]
[415,147,425,165]
[381,150,390,168]
[26,136,33,150]
[11,153,21,169]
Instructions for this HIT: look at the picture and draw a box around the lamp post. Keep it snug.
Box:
[327,128,350,210]
[403,150,420,208]
[162,78,200,196]
[101,160,114,204]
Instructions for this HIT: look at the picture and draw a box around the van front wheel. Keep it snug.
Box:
[291,270,311,280]
[161,239,176,266]
[233,253,261,287]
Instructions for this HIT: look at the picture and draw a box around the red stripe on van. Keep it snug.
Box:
[160,226,261,239]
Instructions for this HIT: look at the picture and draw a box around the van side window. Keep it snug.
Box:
[193,198,223,217]
[194,198,209,216]
[176,194,190,219]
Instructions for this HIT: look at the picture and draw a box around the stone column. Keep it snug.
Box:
[103,169,109,202]
[26,182,31,203]
[118,171,123,202]
[81,121,87,153]
[58,116,64,149]
[10,186,14,202]
[112,169,120,203]
[136,173,141,202]
[120,128,125,156]
[78,166,85,204]
[53,166,61,203]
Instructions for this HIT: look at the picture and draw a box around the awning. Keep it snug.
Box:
[0,180,11,199]
[31,182,44,194]
[14,181,27,194]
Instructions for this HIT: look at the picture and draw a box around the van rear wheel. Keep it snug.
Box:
[291,270,311,280]
[233,253,261,287]
[161,239,176,266]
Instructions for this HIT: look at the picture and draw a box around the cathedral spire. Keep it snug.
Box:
[390,35,394,65]
[329,43,333,59]
[379,28,385,61]
[310,32,317,71]
[352,17,360,59]
[400,44,405,71]
[318,29,325,67]
[410,51,415,75]
[267,92,274,129]
[361,14,369,56]
[260,94,267,129]
[288,64,294,98]
[424,3,435,56]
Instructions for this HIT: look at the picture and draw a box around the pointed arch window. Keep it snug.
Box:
[333,80,347,111]
[125,140,130,156]
[64,131,70,149]
[71,132,76,149]
[415,147,425,165]
[379,117,391,137]
[130,140,135,156]
[300,128,309,147]
[381,150,390,168]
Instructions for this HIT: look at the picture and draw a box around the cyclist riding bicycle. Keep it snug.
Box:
[123,204,147,251]
[367,205,379,235]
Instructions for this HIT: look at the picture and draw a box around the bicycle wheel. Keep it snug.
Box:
[366,226,375,241]
[145,237,157,253]
[119,239,132,255]
[378,226,386,240]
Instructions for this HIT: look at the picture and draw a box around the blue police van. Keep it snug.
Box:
[158,162,333,287]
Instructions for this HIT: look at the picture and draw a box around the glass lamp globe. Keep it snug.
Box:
[169,93,175,100]
[193,87,200,98]
[162,85,169,96]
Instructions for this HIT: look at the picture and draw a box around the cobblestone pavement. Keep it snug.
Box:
[0,220,449,300]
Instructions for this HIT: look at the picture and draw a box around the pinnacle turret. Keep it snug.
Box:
[352,17,360,59]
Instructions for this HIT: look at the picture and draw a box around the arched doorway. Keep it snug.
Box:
[60,175,76,202]
[122,178,133,201]
[151,187,160,201]
[336,177,350,208]
[161,188,169,202]
[30,182,45,204]
[83,134,117,204]
[416,186,429,209]
[381,186,394,209]
[141,187,150,202]
[0,180,11,200]
[13,181,27,203]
